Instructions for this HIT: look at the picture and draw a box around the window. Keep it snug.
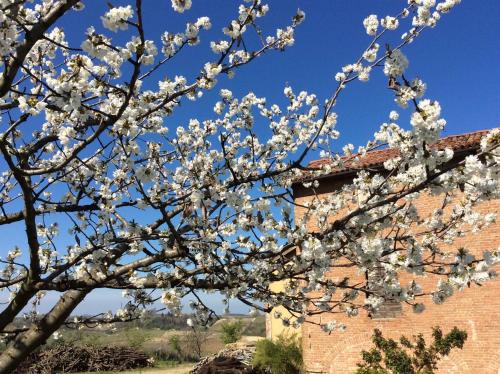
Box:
[367,265,402,319]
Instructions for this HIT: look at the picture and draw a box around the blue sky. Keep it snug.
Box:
[1,1,499,315]
[57,0,499,147]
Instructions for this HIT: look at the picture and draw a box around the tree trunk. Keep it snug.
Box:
[0,289,89,374]
[0,284,37,332]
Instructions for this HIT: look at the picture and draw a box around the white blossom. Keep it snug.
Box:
[363,15,379,36]
[101,6,133,32]
[389,110,399,121]
[381,16,399,30]
[383,49,409,77]
[171,0,192,13]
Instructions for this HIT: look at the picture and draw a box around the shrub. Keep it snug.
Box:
[253,333,302,374]
[166,334,184,360]
[184,327,209,360]
[124,327,149,349]
[168,335,182,354]
[220,320,244,344]
[356,327,467,374]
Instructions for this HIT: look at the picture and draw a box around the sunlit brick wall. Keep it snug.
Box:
[294,176,500,374]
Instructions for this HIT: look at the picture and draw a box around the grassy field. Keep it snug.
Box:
[60,315,264,355]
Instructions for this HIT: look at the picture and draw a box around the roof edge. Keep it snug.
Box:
[293,128,496,186]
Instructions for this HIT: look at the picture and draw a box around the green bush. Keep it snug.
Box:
[220,320,244,344]
[167,334,184,360]
[356,326,467,374]
[253,333,302,374]
[168,335,182,354]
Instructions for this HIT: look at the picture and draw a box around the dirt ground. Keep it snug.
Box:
[119,364,193,374]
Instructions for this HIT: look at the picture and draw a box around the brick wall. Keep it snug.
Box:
[294,177,500,374]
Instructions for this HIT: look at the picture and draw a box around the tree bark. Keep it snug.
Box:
[0,284,38,332]
[0,289,89,374]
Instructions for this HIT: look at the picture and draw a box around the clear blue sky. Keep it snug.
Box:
[1,1,499,315]
[57,0,499,150]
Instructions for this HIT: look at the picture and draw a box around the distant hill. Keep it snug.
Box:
[10,312,265,333]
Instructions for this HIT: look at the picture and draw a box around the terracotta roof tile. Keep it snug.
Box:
[300,128,496,182]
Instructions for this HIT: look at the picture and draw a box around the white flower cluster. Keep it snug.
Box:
[383,49,409,77]
[363,14,379,36]
[171,0,192,13]
[321,320,346,333]
[394,78,426,108]
[101,6,133,32]
[224,20,246,39]
[293,9,306,26]
[363,43,379,63]
[381,15,399,30]
[161,290,183,314]
[412,0,461,27]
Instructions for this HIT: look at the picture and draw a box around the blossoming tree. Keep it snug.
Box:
[0,0,498,372]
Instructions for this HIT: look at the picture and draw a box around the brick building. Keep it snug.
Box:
[267,129,500,373]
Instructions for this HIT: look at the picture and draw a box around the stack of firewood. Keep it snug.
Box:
[13,343,152,374]
[189,343,264,374]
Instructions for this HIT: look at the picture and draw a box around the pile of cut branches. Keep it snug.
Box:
[13,343,152,374]
[190,343,264,374]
